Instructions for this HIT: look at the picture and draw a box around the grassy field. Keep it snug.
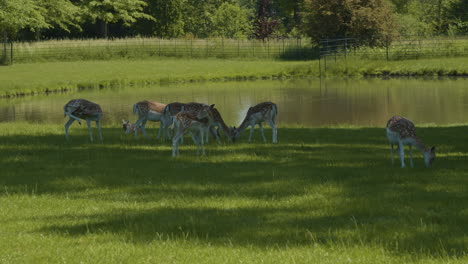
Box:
[0,123,467,263]
[1,57,468,98]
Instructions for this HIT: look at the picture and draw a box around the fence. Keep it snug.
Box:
[1,40,13,65]
[9,37,317,64]
[319,35,468,72]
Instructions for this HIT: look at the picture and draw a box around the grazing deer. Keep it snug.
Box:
[128,100,170,139]
[386,116,435,168]
[233,102,278,143]
[211,108,234,141]
[171,104,216,157]
[165,102,219,143]
[64,99,103,142]
[122,120,142,134]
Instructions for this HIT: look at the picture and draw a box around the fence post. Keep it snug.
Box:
[237,39,240,57]
[10,41,13,64]
[190,38,193,57]
[159,38,161,56]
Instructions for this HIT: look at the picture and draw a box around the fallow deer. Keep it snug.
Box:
[386,116,435,168]
[233,102,278,143]
[171,104,215,157]
[64,99,103,142]
[164,102,219,143]
[126,100,170,139]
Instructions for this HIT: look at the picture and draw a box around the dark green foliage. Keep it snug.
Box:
[302,0,398,45]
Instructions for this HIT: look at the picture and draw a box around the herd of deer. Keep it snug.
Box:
[63,98,435,167]
[63,99,278,157]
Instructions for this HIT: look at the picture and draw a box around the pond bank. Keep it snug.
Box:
[0,57,467,98]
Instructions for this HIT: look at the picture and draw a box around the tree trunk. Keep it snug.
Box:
[2,30,7,64]
[293,0,300,28]
[100,20,108,38]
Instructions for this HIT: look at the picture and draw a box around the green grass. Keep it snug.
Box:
[0,58,315,97]
[322,57,468,77]
[0,123,467,263]
[1,56,468,98]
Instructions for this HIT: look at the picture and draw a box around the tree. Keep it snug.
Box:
[0,0,81,40]
[79,0,154,38]
[254,0,280,40]
[302,0,398,45]
[211,2,252,38]
[135,0,185,38]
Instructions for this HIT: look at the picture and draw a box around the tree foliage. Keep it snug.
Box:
[0,0,80,38]
[302,0,398,45]
[2,0,466,41]
[211,2,253,38]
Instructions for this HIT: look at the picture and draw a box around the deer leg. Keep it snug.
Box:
[96,120,103,141]
[200,128,206,156]
[248,125,255,142]
[172,129,183,157]
[133,118,143,139]
[141,120,149,139]
[398,141,405,168]
[390,144,395,165]
[267,120,277,144]
[409,145,414,168]
[64,118,75,140]
[259,123,267,143]
[86,119,94,142]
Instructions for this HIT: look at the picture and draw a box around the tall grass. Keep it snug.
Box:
[0,123,467,263]
[12,37,318,63]
[323,35,468,61]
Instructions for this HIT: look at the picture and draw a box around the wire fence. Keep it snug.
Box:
[9,37,318,64]
[319,35,468,72]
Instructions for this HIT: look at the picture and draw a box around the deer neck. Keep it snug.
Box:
[409,137,428,154]
[215,115,231,136]
[237,112,252,133]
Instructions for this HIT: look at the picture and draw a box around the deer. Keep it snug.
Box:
[123,100,170,140]
[386,116,436,168]
[232,102,278,143]
[164,102,220,143]
[64,99,103,142]
[210,108,235,142]
[171,104,216,157]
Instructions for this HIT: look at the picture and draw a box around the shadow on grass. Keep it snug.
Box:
[1,126,467,257]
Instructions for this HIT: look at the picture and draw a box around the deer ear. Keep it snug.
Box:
[210,104,215,109]
[431,146,436,153]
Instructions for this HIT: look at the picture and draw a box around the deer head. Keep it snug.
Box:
[423,146,436,167]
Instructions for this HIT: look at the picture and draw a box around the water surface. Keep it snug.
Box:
[1,78,467,127]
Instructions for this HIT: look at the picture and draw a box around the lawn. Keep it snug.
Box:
[1,56,468,98]
[0,123,466,263]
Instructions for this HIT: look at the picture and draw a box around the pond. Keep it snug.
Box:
[1,78,467,127]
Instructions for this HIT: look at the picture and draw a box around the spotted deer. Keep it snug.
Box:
[171,104,215,157]
[125,100,170,139]
[210,108,234,142]
[64,99,103,142]
[165,102,220,143]
[386,116,435,168]
[233,102,278,143]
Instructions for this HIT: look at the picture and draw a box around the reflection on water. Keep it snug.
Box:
[1,78,467,126]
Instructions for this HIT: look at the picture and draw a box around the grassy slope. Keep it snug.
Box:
[0,123,467,263]
[0,58,314,97]
[1,57,468,98]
